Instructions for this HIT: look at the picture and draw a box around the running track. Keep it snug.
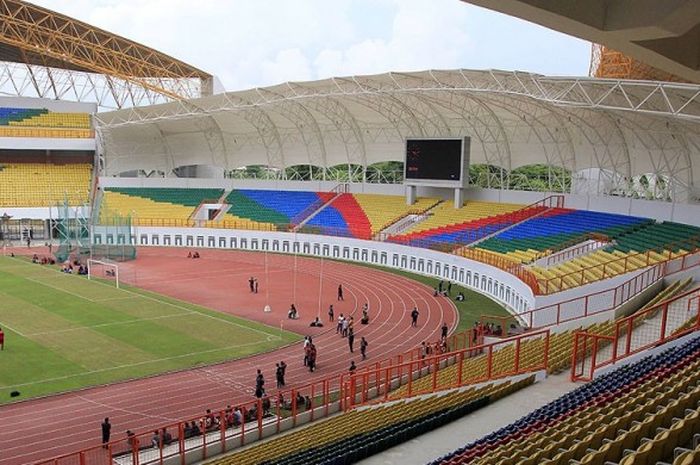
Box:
[0,247,457,465]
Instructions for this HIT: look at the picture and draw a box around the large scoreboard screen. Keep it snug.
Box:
[404,138,469,187]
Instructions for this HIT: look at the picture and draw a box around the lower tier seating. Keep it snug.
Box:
[209,377,535,465]
[429,334,700,465]
[0,163,91,207]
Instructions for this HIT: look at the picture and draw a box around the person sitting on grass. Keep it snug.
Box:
[455,292,465,301]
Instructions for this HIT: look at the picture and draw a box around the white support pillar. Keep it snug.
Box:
[454,188,464,208]
[406,185,416,206]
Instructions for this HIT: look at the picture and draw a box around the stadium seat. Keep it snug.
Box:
[0,163,91,207]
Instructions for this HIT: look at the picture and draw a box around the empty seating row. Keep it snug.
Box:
[531,222,700,293]
[101,188,244,227]
[476,209,650,263]
[390,201,541,248]
[429,334,700,465]
[0,163,91,207]
[209,377,535,465]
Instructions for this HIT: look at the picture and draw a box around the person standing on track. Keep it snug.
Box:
[308,343,317,372]
[249,277,255,293]
[442,322,449,339]
[255,369,265,398]
[337,284,344,301]
[360,337,368,360]
[411,307,420,327]
[101,417,111,448]
[349,360,356,374]
[275,363,284,388]
[336,314,344,334]
[348,328,355,353]
[328,304,334,322]
[280,361,287,386]
[254,278,259,294]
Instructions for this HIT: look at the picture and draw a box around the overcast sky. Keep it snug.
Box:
[33,0,591,91]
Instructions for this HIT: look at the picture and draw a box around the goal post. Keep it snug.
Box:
[87,258,120,288]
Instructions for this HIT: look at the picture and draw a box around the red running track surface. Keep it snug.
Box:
[0,247,457,465]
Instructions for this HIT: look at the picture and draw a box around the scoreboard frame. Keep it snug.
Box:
[403,137,470,188]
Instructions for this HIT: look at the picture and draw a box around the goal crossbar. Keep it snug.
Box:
[87,258,120,288]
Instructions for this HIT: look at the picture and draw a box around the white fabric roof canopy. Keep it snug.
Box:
[95,69,700,200]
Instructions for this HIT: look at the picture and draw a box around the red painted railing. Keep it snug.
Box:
[570,286,700,382]
[341,329,549,410]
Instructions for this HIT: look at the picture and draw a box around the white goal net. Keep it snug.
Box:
[87,258,120,288]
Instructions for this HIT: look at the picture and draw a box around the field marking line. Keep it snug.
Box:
[25,312,194,337]
[23,275,104,304]
[6,256,283,340]
[0,340,279,390]
[0,319,28,338]
[91,296,140,302]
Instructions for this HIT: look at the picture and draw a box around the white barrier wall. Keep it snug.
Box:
[91,226,536,315]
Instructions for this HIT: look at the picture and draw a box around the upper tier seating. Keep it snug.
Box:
[304,193,438,239]
[223,189,329,226]
[476,209,651,263]
[0,163,91,207]
[531,221,700,293]
[390,201,543,248]
[429,334,700,465]
[0,107,92,138]
[344,193,439,237]
[208,377,535,465]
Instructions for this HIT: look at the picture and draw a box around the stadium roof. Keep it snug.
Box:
[461,0,700,84]
[95,69,700,202]
[0,0,213,108]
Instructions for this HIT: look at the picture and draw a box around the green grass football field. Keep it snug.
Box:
[0,256,300,403]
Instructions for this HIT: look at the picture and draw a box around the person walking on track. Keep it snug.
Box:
[337,284,344,301]
[360,337,368,360]
[411,307,419,327]
[328,304,334,322]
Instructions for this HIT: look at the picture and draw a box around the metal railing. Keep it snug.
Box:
[571,287,700,382]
